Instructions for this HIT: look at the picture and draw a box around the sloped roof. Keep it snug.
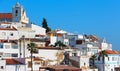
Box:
[0,13,12,19]
[6,59,24,65]
[33,58,43,61]
[99,50,120,54]
[105,50,120,54]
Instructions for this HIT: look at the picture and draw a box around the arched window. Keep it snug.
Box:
[15,10,18,16]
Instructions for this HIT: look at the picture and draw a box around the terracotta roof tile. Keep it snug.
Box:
[0,13,12,19]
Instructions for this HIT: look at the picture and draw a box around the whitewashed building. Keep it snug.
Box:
[47,30,68,45]
[0,42,19,58]
[69,49,98,71]
[95,50,120,71]
[0,59,6,71]
[38,47,64,65]
[6,58,25,71]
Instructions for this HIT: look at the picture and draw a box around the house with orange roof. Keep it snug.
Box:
[0,58,25,71]
[95,50,120,71]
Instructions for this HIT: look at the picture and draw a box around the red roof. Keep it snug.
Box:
[6,59,23,65]
[33,58,43,61]
[105,50,119,54]
[99,50,120,54]
[0,13,12,19]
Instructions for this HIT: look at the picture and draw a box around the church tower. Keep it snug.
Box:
[12,2,29,24]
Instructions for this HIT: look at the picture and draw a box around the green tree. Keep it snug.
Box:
[42,18,51,32]
[90,55,96,67]
[98,50,108,71]
[27,42,37,71]
[54,41,66,48]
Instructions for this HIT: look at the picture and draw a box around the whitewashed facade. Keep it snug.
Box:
[95,50,120,71]
[0,43,19,58]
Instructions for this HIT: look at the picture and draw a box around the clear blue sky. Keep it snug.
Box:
[0,0,120,50]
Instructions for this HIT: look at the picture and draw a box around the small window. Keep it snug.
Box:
[11,54,18,57]
[10,33,13,36]
[0,45,3,49]
[5,45,10,49]
[4,53,11,57]
[1,66,4,69]
[84,62,86,66]
[15,10,18,16]
[108,57,109,61]
[112,57,114,61]
[35,35,39,37]
[72,53,77,56]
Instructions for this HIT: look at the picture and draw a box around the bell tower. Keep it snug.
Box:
[12,2,29,24]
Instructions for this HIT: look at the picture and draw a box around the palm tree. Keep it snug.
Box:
[27,42,37,71]
[90,55,96,67]
[98,50,108,71]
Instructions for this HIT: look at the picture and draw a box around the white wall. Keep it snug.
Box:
[50,36,57,45]
[31,24,46,35]
[18,31,35,38]
[101,42,112,50]
[0,60,6,71]
[95,54,120,71]
[0,43,19,58]
[6,65,25,71]
[80,56,89,68]
[0,30,19,40]
[38,49,58,60]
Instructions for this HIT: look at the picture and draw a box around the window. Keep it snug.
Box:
[84,62,86,66]
[72,53,77,56]
[108,57,109,61]
[35,35,39,37]
[5,45,10,49]
[11,54,18,57]
[15,10,18,16]
[10,33,13,36]
[4,53,11,57]
[12,45,18,49]
[0,45,3,49]
[0,66,4,69]
[112,57,114,61]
